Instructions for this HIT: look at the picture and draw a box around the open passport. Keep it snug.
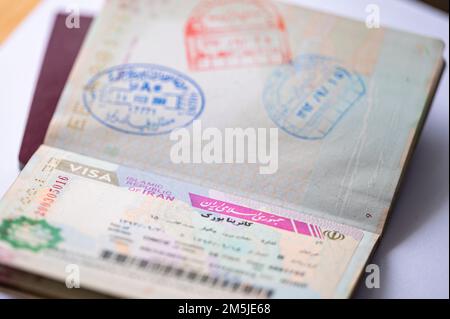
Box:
[0,0,445,298]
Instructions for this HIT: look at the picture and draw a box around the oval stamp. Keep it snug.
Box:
[263,55,366,140]
[83,64,205,136]
[185,0,291,71]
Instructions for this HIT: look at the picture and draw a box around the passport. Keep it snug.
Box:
[1,0,445,298]
[19,13,93,168]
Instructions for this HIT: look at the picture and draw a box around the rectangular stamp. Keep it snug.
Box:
[185,0,292,71]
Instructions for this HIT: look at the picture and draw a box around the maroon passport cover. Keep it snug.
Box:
[19,13,93,168]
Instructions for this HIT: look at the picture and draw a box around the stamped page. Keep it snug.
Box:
[44,0,444,234]
[0,145,378,298]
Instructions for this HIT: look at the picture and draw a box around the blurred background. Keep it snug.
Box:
[421,0,449,12]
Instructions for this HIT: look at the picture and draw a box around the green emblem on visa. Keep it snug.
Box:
[0,216,63,252]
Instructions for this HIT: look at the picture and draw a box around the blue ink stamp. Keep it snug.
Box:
[263,54,366,140]
[83,64,205,136]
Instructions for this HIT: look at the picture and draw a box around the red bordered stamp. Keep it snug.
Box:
[185,0,292,71]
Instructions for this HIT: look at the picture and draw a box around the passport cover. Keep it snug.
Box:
[18,13,92,168]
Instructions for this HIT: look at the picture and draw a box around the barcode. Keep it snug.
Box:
[100,249,274,298]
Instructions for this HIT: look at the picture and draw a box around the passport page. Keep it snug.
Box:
[44,0,445,235]
[0,145,378,298]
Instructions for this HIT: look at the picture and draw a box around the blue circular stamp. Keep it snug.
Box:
[263,54,366,140]
[83,64,205,136]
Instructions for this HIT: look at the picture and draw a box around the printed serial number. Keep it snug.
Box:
[35,175,69,217]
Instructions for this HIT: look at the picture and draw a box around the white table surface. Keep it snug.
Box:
[0,0,448,299]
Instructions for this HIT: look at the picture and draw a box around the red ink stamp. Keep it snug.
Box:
[185,0,292,71]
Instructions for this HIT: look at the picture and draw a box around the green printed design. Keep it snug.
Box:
[0,216,62,252]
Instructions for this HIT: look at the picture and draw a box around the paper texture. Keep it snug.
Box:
[44,0,444,234]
